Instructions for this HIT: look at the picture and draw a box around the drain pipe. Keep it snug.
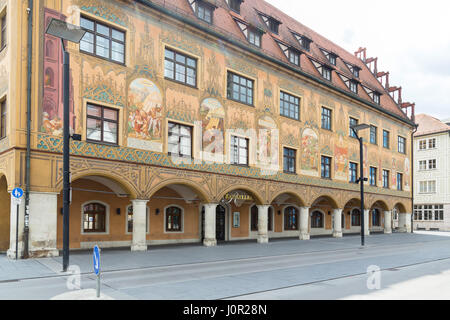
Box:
[23,0,34,259]
[410,119,418,234]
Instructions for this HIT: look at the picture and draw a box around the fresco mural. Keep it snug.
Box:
[128,78,163,142]
[301,128,319,176]
[391,157,397,188]
[404,158,411,191]
[257,116,278,173]
[334,136,348,181]
[200,98,225,156]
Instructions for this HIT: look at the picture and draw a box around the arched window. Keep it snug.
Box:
[311,211,324,228]
[284,206,298,231]
[44,68,54,87]
[393,208,399,220]
[126,205,149,233]
[83,202,106,233]
[268,207,273,232]
[372,209,381,226]
[250,205,258,231]
[166,206,182,232]
[351,209,361,227]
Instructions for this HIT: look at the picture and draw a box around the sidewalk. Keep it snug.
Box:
[0,232,447,282]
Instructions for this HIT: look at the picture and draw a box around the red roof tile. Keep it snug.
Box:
[414,114,450,137]
[145,0,411,123]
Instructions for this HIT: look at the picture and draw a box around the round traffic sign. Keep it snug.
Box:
[12,188,24,199]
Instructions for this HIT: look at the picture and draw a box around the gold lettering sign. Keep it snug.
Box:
[224,192,253,201]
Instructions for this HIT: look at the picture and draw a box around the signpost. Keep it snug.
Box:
[12,188,24,260]
[93,245,101,298]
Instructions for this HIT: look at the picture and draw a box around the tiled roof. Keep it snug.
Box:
[414,114,450,137]
[143,0,411,123]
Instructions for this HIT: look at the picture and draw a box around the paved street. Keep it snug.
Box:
[1,231,450,300]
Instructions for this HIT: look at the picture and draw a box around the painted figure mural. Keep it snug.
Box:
[334,135,348,181]
[128,78,163,140]
[257,116,279,174]
[301,128,319,175]
[200,98,225,155]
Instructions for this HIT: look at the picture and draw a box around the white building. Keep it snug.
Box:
[413,114,450,231]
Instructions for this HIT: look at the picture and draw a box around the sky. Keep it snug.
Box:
[265,0,450,120]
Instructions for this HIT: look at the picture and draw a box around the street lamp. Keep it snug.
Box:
[351,123,370,247]
[45,18,86,272]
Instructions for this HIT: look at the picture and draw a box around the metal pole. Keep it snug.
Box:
[97,274,101,298]
[62,43,71,272]
[15,204,19,260]
[359,136,365,247]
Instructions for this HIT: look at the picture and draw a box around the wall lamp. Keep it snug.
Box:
[155,208,160,215]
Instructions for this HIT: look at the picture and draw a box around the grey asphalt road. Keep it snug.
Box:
[1,231,450,300]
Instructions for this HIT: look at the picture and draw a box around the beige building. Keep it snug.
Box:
[0,0,415,258]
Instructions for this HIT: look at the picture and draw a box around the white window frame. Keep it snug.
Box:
[164,205,184,234]
[80,200,110,235]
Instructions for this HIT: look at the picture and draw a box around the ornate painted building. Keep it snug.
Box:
[0,0,415,258]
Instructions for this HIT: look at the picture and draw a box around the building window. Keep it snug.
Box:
[248,28,261,47]
[227,72,254,105]
[383,170,389,189]
[419,160,427,171]
[1,13,6,50]
[398,136,406,154]
[353,68,360,78]
[311,211,324,228]
[349,117,358,138]
[372,209,381,227]
[429,159,437,170]
[419,140,427,150]
[321,107,332,131]
[349,80,358,94]
[373,93,380,105]
[283,147,296,174]
[414,205,444,221]
[289,49,300,66]
[168,122,193,159]
[419,181,436,194]
[328,54,337,66]
[349,162,358,183]
[280,91,300,120]
[397,173,403,191]
[197,2,213,24]
[0,99,6,139]
[383,130,390,149]
[127,206,149,233]
[322,66,332,81]
[230,136,249,166]
[351,209,361,227]
[428,138,436,149]
[370,125,377,144]
[284,206,298,231]
[370,167,377,186]
[80,16,125,64]
[86,104,119,145]
[321,156,331,179]
[83,203,106,233]
[165,206,182,232]
[229,0,241,13]
[164,48,197,87]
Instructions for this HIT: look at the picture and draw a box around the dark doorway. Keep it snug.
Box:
[201,205,227,242]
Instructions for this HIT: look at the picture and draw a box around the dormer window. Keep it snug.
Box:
[322,66,332,81]
[289,49,300,66]
[248,28,262,47]
[321,49,338,66]
[197,2,213,24]
[349,80,358,94]
[373,92,380,104]
[259,12,281,34]
[292,32,312,51]
[228,0,242,14]
[345,62,361,78]
[362,86,381,105]
[311,59,332,81]
[188,0,216,24]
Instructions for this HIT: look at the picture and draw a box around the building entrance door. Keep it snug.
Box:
[201,205,227,242]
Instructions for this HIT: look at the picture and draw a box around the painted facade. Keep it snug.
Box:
[0,0,414,258]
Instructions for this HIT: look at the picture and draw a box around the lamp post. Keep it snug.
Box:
[45,18,85,272]
[351,124,370,247]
